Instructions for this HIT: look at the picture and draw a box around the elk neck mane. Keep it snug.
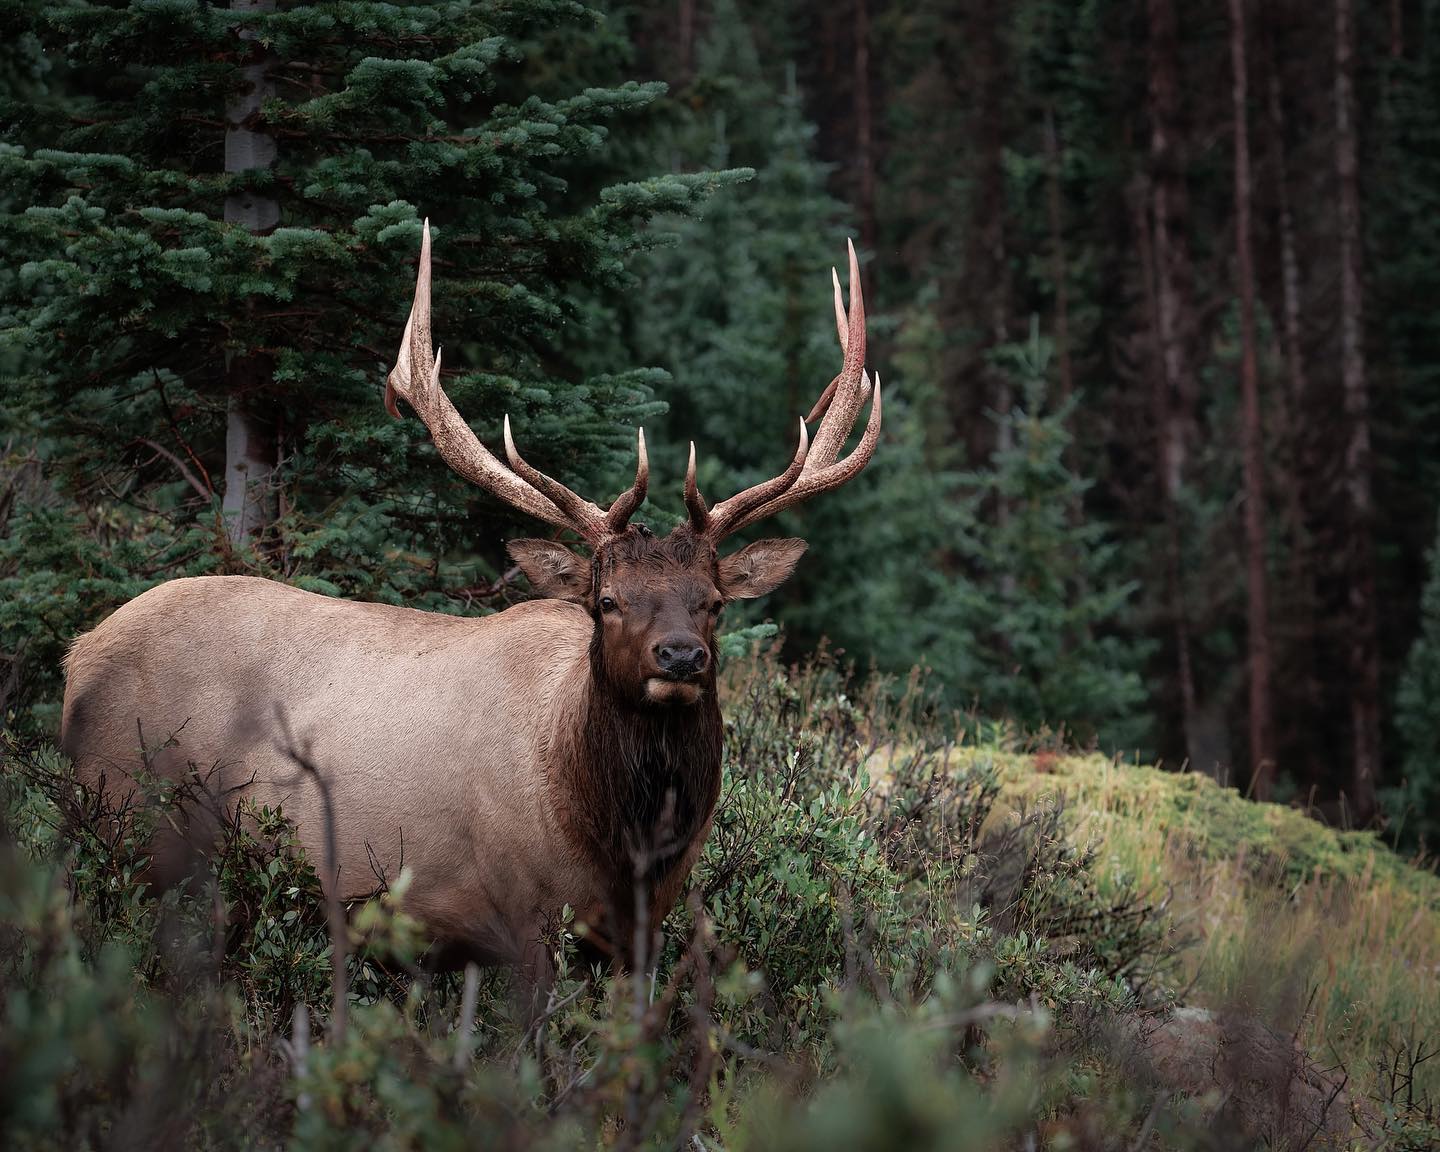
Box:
[545,528,724,895]
[546,655,723,897]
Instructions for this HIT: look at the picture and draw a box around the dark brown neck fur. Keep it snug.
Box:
[541,523,727,952]
[556,647,723,910]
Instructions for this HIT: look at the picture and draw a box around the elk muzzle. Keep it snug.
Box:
[655,637,709,680]
[645,634,710,705]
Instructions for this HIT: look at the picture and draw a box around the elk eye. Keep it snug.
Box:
[599,595,618,614]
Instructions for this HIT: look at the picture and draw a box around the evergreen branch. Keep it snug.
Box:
[266,127,500,146]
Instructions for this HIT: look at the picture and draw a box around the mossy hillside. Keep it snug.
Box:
[935,745,1440,1102]
[996,750,1438,899]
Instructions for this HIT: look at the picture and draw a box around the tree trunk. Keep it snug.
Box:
[978,2,1012,561]
[1263,2,1325,788]
[1264,22,1310,461]
[1267,21,1313,432]
[1333,0,1382,825]
[1230,0,1275,796]
[222,0,280,546]
[1133,180,1198,773]
[854,0,877,255]
[1147,0,1203,769]
[1045,105,1090,629]
[1044,106,1074,403]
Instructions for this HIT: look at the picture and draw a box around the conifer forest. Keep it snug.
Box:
[2,2,1440,1149]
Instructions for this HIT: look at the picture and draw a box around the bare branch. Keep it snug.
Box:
[135,437,213,499]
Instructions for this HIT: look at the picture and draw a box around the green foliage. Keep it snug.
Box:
[4,651,1438,1147]
[931,329,1151,750]
[0,0,740,725]
[0,835,207,1148]
[0,749,284,1150]
[699,651,1169,1051]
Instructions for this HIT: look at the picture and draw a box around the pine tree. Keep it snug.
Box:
[941,325,1151,751]
[1230,0,1276,793]
[0,0,740,725]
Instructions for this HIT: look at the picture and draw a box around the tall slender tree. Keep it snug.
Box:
[221,0,280,544]
[1230,0,1274,794]
[853,0,877,254]
[1393,511,1440,849]
[1334,0,1381,823]
[974,0,1015,552]
[1146,0,1202,769]
[1260,1,1326,787]
[947,328,1152,750]
[1043,106,1074,404]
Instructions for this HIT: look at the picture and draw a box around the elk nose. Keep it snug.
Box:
[655,638,709,678]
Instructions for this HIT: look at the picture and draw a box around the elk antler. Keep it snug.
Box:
[387,220,647,543]
[687,238,881,540]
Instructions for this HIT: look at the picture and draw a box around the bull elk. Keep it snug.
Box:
[59,222,880,979]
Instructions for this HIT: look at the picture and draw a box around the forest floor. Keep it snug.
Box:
[915,744,1440,1107]
[3,650,1438,1148]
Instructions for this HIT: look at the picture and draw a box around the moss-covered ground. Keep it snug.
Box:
[964,746,1440,1102]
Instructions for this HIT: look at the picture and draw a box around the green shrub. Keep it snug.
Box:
[2,653,1435,1149]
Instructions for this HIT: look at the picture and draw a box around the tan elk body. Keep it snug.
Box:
[60,223,880,973]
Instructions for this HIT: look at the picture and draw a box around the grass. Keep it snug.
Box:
[969,747,1440,1103]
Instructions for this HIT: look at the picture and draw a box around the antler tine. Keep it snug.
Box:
[386,221,576,532]
[604,428,649,532]
[501,418,649,540]
[699,240,880,542]
[502,415,609,540]
[803,372,841,425]
[798,266,850,425]
[684,441,709,532]
[805,238,867,471]
[384,220,434,421]
[720,375,882,539]
[701,419,809,538]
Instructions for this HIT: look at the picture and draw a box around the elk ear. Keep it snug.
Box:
[507,539,589,602]
[718,538,808,601]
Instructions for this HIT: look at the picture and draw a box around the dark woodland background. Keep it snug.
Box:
[4,5,1440,1148]
[3,0,1440,845]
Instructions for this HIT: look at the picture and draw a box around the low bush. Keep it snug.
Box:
[1,647,1435,1149]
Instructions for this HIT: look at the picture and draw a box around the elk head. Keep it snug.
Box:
[386,222,881,709]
